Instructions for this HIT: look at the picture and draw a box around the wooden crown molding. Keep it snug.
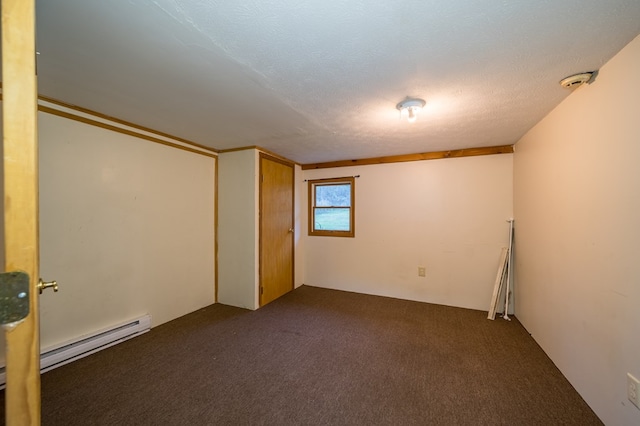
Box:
[301,145,514,170]
[1,82,514,166]
[0,83,218,158]
[219,145,299,166]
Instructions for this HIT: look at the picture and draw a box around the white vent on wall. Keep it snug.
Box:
[0,314,151,388]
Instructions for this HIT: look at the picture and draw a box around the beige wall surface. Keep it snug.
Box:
[302,154,513,311]
[217,149,259,309]
[514,35,640,425]
[34,111,216,354]
[0,108,216,362]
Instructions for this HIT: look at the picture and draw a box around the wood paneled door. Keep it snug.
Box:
[259,154,294,306]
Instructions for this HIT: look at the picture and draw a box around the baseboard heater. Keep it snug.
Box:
[0,314,151,389]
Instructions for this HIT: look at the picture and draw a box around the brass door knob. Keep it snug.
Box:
[37,279,58,294]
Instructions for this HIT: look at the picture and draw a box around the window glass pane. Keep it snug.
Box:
[313,208,351,231]
[308,177,355,237]
[316,184,351,207]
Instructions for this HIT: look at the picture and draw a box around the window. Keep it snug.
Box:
[308,177,355,237]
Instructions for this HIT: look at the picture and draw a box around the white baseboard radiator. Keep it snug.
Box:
[0,314,151,388]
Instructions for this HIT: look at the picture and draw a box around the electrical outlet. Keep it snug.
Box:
[628,373,640,409]
[418,267,426,277]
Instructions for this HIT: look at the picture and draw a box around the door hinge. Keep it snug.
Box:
[0,271,30,325]
[260,287,264,295]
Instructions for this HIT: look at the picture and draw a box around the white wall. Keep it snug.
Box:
[218,149,259,309]
[36,111,216,352]
[514,35,640,425]
[302,154,513,311]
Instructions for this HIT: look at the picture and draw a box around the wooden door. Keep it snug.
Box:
[2,0,42,424]
[259,154,294,306]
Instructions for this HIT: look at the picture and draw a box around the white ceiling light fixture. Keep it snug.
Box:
[396,97,426,123]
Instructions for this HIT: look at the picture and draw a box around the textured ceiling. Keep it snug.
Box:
[31,1,640,163]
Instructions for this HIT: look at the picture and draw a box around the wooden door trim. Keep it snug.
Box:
[258,153,295,307]
[2,0,41,423]
[214,156,219,303]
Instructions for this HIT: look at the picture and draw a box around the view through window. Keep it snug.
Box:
[308,177,355,237]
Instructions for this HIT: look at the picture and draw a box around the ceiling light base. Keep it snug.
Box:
[396,97,426,123]
[396,98,426,111]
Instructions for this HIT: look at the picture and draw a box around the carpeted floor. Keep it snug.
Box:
[0,285,602,425]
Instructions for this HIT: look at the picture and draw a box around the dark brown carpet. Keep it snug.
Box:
[1,285,601,425]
